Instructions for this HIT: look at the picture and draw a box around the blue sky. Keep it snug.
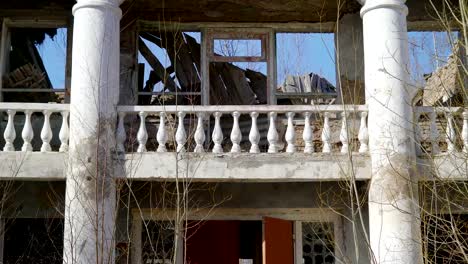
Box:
[39,29,456,90]
[36,28,67,88]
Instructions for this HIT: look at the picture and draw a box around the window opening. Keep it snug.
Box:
[3,218,64,264]
[213,39,263,58]
[276,33,336,105]
[206,29,271,105]
[302,222,335,264]
[1,25,68,103]
[137,31,201,105]
[408,31,462,106]
[142,221,175,264]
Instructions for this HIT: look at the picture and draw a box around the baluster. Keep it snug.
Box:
[21,110,34,151]
[414,112,423,156]
[446,112,456,153]
[285,112,296,153]
[230,111,241,153]
[267,112,279,153]
[176,112,187,152]
[137,111,148,153]
[194,112,205,153]
[212,112,223,153]
[358,112,369,153]
[157,112,168,152]
[340,111,349,153]
[3,110,16,151]
[40,110,52,152]
[303,112,314,153]
[429,111,440,155]
[462,110,468,153]
[59,111,70,152]
[116,112,126,153]
[321,112,331,153]
[249,112,260,153]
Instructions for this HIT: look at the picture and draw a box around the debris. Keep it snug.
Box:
[422,42,464,106]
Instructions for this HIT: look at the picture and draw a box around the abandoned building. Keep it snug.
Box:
[0,0,467,263]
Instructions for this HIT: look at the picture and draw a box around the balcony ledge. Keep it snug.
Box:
[0,152,67,180]
[0,152,465,182]
[119,152,372,182]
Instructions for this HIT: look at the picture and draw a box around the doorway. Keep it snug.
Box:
[132,208,342,264]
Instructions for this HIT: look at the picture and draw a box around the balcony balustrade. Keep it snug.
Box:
[116,105,370,154]
[414,107,468,155]
[0,103,465,157]
[0,103,69,152]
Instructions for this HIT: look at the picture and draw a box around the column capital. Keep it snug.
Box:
[360,0,408,17]
[73,0,123,16]
[76,0,125,5]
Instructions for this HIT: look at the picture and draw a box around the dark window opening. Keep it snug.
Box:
[2,27,68,103]
[3,218,64,264]
[423,214,468,264]
[142,220,175,264]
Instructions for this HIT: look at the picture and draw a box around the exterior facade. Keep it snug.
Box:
[0,0,467,264]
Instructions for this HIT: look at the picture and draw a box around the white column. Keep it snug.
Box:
[63,0,122,263]
[360,0,422,263]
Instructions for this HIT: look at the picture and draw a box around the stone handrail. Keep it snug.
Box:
[414,106,468,155]
[0,103,70,152]
[117,104,369,154]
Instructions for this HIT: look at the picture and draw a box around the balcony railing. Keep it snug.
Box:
[116,105,370,154]
[0,103,465,156]
[0,103,69,152]
[414,106,468,155]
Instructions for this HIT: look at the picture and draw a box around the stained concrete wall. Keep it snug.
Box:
[336,13,365,105]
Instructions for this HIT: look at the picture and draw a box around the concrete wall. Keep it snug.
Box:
[336,13,365,105]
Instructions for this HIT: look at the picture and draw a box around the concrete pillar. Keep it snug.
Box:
[63,0,122,263]
[335,13,365,105]
[119,19,138,105]
[360,0,422,263]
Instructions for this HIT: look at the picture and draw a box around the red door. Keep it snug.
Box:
[185,220,240,264]
[263,217,294,264]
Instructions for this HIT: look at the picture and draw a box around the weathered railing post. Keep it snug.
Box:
[157,112,168,153]
[137,111,148,153]
[285,112,296,153]
[230,111,242,153]
[3,110,16,152]
[267,112,278,153]
[340,111,349,153]
[194,112,205,153]
[446,112,456,154]
[462,110,468,153]
[21,110,34,152]
[212,112,224,153]
[358,111,369,153]
[321,112,331,153]
[40,110,53,152]
[176,112,187,152]
[249,112,260,153]
[303,112,314,154]
[429,111,440,155]
[59,111,70,153]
